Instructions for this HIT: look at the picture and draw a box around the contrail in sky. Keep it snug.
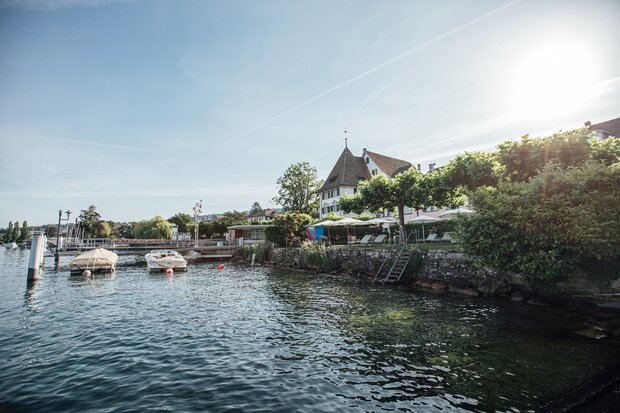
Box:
[223,0,523,145]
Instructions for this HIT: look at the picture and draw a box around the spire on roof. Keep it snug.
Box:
[344,128,348,148]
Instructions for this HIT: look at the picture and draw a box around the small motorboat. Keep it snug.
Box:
[70,248,118,273]
[4,242,18,250]
[145,250,187,272]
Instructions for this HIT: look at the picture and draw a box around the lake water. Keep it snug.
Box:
[0,248,618,412]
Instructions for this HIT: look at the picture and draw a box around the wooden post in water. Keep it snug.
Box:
[28,232,45,280]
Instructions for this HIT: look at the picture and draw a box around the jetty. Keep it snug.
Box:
[49,238,237,259]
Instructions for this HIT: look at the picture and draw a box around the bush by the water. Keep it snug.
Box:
[452,129,620,287]
[301,241,334,271]
[236,244,273,263]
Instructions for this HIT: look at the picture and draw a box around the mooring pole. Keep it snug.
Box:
[28,232,45,280]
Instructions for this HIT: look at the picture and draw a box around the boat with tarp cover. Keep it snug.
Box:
[70,248,118,273]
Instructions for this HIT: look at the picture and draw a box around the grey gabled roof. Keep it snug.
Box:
[365,151,413,177]
[318,147,371,192]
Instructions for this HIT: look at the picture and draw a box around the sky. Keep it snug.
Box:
[0,0,619,226]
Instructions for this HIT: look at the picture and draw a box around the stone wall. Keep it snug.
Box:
[270,247,511,292]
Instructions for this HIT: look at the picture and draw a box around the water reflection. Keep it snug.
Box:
[24,279,40,313]
[0,255,618,413]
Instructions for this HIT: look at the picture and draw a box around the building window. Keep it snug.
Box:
[353,187,357,194]
[336,188,340,196]
[372,169,378,176]
[366,157,369,164]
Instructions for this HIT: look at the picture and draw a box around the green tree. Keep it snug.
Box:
[112,222,135,239]
[340,167,460,240]
[220,210,248,226]
[443,151,501,191]
[265,213,313,246]
[168,212,194,233]
[19,220,30,242]
[273,162,323,215]
[134,216,173,239]
[495,128,612,183]
[11,221,20,243]
[457,161,620,285]
[6,221,13,243]
[249,202,263,215]
[78,205,107,238]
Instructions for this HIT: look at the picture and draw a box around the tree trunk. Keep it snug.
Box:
[398,204,406,244]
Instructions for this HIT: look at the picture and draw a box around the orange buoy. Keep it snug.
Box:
[165,268,174,275]
[217,263,225,270]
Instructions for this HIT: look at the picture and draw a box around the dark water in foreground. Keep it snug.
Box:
[0,249,618,412]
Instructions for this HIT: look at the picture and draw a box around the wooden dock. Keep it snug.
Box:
[52,239,238,259]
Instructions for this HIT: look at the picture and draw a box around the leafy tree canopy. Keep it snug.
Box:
[78,205,108,238]
[134,216,172,239]
[273,162,323,216]
[249,202,263,215]
[340,167,462,239]
[168,212,194,233]
[19,220,30,242]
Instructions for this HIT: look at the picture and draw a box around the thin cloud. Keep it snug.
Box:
[223,0,523,145]
[0,0,134,11]
[0,131,169,154]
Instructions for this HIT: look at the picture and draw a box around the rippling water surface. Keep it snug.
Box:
[0,249,618,412]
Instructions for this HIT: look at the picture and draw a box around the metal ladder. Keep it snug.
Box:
[372,230,414,286]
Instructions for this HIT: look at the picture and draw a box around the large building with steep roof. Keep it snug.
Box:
[317,147,413,218]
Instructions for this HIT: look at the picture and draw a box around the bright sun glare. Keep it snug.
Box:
[511,37,598,120]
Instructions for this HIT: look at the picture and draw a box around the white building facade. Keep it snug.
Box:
[317,147,413,218]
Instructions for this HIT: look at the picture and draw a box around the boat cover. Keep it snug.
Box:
[71,248,118,270]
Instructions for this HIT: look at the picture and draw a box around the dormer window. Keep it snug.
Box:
[366,157,370,164]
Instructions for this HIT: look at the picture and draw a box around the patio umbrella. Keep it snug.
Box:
[407,215,440,241]
[438,207,475,219]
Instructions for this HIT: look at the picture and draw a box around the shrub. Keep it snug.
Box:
[301,241,334,271]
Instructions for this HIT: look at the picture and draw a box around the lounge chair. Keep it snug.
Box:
[356,234,374,245]
[373,234,387,244]
[440,232,453,243]
[425,233,439,242]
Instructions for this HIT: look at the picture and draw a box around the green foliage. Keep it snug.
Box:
[249,202,263,215]
[18,220,30,242]
[112,222,135,239]
[301,241,334,271]
[168,212,194,233]
[11,221,19,243]
[272,162,323,215]
[6,221,13,242]
[340,167,462,238]
[78,205,108,238]
[443,151,500,191]
[238,244,273,263]
[495,129,617,183]
[354,214,373,221]
[134,216,173,239]
[220,210,249,226]
[319,212,344,222]
[265,212,313,246]
[457,161,620,284]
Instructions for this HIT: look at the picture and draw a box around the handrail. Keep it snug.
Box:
[372,229,414,284]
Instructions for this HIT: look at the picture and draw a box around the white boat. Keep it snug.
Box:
[145,250,187,271]
[70,248,118,273]
[4,242,18,250]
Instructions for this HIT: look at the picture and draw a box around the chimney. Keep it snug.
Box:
[428,163,435,172]
[417,164,421,171]
[584,121,591,128]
